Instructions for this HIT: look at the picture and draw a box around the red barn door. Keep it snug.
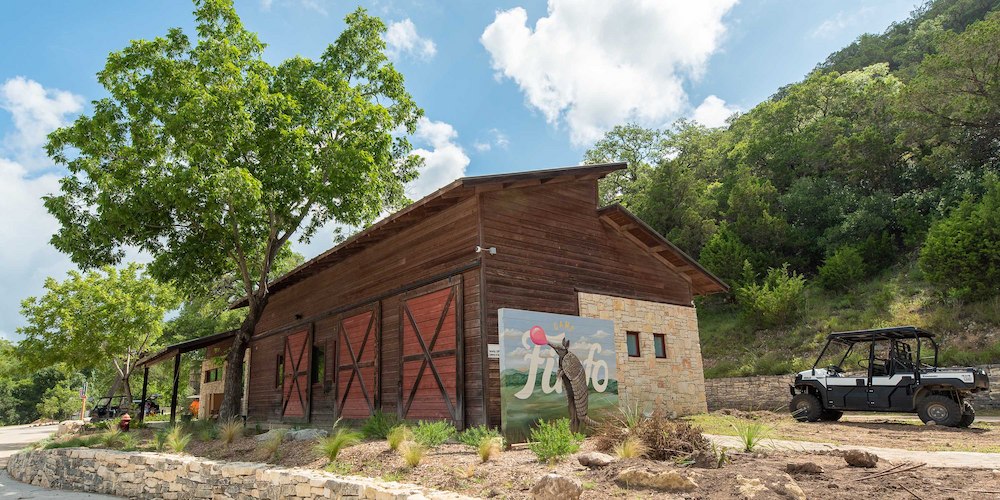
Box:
[399,277,463,427]
[336,305,379,419]
[281,328,311,421]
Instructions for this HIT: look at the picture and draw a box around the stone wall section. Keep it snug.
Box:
[704,364,1000,412]
[577,292,708,416]
[6,448,470,500]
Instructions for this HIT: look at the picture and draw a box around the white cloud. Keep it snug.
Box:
[472,128,510,153]
[385,19,437,61]
[0,78,85,341]
[481,0,738,145]
[691,95,739,128]
[407,117,470,199]
[0,76,83,169]
[811,8,874,39]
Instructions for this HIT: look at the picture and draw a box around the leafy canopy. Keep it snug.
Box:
[44,0,423,308]
[17,264,180,377]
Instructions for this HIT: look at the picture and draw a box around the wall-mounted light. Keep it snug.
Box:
[475,245,497,255]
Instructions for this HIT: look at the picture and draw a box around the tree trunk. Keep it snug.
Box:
[121,372,133,410]
[219,297,267,419]
[103,373,123,400]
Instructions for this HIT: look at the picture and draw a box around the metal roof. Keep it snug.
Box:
[828,326,935,343]
[136,329,238,368]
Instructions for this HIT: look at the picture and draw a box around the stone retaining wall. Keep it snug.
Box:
[705,364,1000,412]
[6,448,470,500]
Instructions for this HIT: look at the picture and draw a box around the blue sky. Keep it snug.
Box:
[0,0,920,340]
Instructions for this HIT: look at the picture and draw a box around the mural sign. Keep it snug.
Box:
[498,308,618,442]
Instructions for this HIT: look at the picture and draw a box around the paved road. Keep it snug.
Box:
[0,424,117,499]
[707,433,1000,469]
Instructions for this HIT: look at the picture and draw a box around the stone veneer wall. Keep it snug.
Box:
[577,292,708,416]
[6,448,470,500]
[704,364,1000,412]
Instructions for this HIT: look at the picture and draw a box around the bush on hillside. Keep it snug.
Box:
[735,264,806,327]
[919,177,1000,299]
[819,246,866,291]
[698,225,759,286]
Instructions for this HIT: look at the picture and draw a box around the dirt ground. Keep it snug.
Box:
[57,419,1000,499]
[690,410,1000,453]
[176,432,1000,499]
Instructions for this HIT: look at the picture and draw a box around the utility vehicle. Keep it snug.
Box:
[789,326,989,427]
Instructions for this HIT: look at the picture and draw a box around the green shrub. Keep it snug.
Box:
[119,433,138,451]
[165,426,192,453]
[387,425,411,451]
[154,429,169,451]
[196,422,219,441]
[412,420,455,448]
[316,428,363,462]
[528,418,584,464]
[818,246,865,291]
[730,418,769,452]
[920,178,1000,299]
[698,225,759,285]
[100,428,123,448]
[43,434,102,449]
[361,411,401,439]
[457,425,503,448]
[735,263,806,326]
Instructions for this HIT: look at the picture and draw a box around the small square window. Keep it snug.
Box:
[626,331,641,357]
[653,334,667,359]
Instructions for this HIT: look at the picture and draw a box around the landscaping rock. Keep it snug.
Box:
[843,450,878,468]
[736,474,768,498]
[530,473,582,500]
[287,428,328,441]
[56,420,84,436]
[691,449,722,469]
[254,429,290,442]
[615,467,698,492]
[785,462,824,474]
[768,474,806,500]
[577,451,614,468]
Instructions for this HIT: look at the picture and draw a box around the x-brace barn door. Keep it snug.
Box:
[399,276,463,428]
[281,328,312,422]
[336,304,379,419]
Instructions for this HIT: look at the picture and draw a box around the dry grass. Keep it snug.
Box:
[400,441,426,468]
[477,436,502,463]
[387,425,411,452]
[612,435,648,459]
[596,410,710,461]
[219,418,243,446]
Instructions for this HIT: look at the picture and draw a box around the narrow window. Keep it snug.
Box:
[653,334,667,359]
[626,331,641,357]
[311,345,325,384]
[275,354,285,388]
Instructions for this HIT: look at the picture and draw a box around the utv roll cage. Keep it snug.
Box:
[811,326,938,379]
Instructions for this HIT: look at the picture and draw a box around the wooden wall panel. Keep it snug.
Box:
[480,179,695,427]
[249,196,482,426]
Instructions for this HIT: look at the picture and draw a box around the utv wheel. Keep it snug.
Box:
[917,395,962,427]
[820,410,843,422]
[790,393,823,422]
[958,400,975,428]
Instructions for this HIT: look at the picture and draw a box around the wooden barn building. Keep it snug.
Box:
[234,163,726,429]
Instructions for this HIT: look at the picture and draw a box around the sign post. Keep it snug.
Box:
[79,381,88,421]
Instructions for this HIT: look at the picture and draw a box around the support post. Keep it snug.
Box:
[138,366,149,423]
[170,352,181,425]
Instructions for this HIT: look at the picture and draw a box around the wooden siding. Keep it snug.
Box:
[480,179,695,426]
[247,196,483,427]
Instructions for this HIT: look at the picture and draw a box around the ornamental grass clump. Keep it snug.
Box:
[399,441,426,468]
[100,428,123,448]
[387,425,412,451]
[476,436,502,463]
[613,435,648,459]
[165,425,192,453]
[154,429,169,451]
[412,420,455,448]
[730,418,769,452]
[528,418,584,464]
[316,428,363,462]
[219,417,243,446]
[263,429,287,463]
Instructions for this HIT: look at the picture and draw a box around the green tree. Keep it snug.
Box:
[818,247,866,291]
[904,11,1000,165]
[43,0,422,418]
[919,176,1000,298]
[37,377,85,420]
[583,123,667,206]
[17,264,179,403]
